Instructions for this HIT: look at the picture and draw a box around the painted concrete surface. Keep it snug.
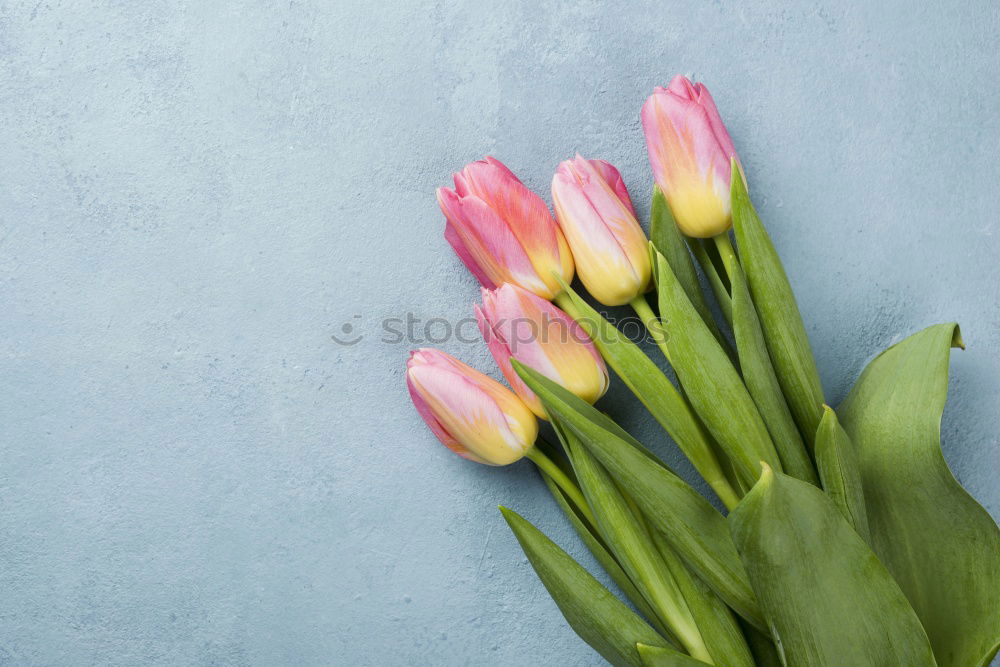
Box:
[1,1,998,664]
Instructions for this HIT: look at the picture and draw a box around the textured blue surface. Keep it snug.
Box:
[1,1,998,665]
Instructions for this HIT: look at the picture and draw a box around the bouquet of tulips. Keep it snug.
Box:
[405,76,1000,666]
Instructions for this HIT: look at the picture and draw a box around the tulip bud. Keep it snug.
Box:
[475,283,609,418]
[406,348,538,465]
[437,157,575,300]
[641,76,742,238]
[551,155,651,306]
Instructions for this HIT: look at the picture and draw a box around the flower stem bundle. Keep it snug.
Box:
[405,76,1000,666]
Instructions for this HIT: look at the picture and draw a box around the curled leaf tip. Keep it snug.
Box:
[819,405,837,425]
[951,324,965,350]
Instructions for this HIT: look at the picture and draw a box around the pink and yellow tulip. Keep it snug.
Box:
[406,348,538,465]
[551,155,651,306]
[476,283,609,418]
[641,75,742,238]
[437,157,574,300]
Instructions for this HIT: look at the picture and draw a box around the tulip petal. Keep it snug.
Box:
[642,80,738,238]
[444,190,552,296]
[665,75,694,97]
[553,170,637,281]
[406,372,489,464]
[512,286,608,402]
[645,93,730,191]
[664,77,738,165]
[570,158,646,259]
[515,286,609,404]
[406,349,537,465]
[478,285,608,414]
[409,363,534,466]
[691,83,738,163]
[474,302,545,417]
[444,221,492,286]
[455,157,567,276]
[552,159,649,305]
[586,157,636,216]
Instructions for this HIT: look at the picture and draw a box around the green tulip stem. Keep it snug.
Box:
[554,291,582,318]
[526,447,596,526]
[554,289,741,510]
[628,295,673,364]
[713,232,738,283]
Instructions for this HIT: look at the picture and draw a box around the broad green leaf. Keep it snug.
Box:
[513,361,765,630]
[541,471,678,645]
[636,643,708,666]
[814,405,870,543]
[643,516,755,667]
[553,282,737,509]
[500,506,672,667]
[687,238,733,327]
[564,425,712,663]
[652,249,782,488]
[650,185,724,345]
[729,466,937,666]
[839,323,1000,666]
[724,248,818,484]
[740,620,783,667]
[730,165,825,448]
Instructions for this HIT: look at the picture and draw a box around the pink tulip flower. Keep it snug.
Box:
[437,157,574,300]
[551,155,651,306]
[406,348,538,465]
[641,75,743,238]
[476,283,609,418]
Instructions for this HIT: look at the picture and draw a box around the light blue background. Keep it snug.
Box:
[2,1,998,665]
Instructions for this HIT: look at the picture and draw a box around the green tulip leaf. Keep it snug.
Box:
[730,164,825,448]
[513,360,765,630]
[650,185,724,345]
[725,249,818,484]
[642,516,755,667]
[687,238,733,328]
[636,643,709,666]
[541,471,678,645]
[554,280,736,509]
[740,620,783,667]
[814,405,870,543]
[729,465,937,666]
[838,323,1000,666]
[562,422,713,663]
[500,506,672,667]
[652,248,782,488]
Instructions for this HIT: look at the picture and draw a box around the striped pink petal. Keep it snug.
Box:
[406,349,537,465]
[477,284,608,417]
[641,78,740,238]
[586,158,637,216]
[551,156,651,306]
[438,186,551,296]
[439,157,573,299]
